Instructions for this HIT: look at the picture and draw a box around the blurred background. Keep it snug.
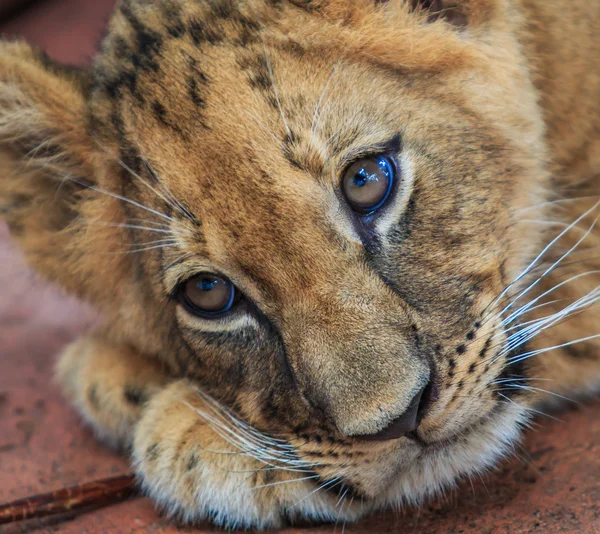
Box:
[0,1,598,533]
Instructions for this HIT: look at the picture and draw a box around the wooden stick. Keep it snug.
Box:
[0,474,137,525]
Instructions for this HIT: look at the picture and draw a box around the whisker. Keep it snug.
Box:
[262,41,291,138]
[498,287,600,359]
[183,390,318,473]
[516,219,591,235]
[93,138,194,224]
[498,393,563,422]
[126,218,175,230]
[140,157,196,221]
[193,389,295,450]
[500,384,580,405]
[480,199,600,324]
[341,495,355,534]
[245,111,289,153]
[335,486,350,508]
[324,115,357,153]
[90,222,176,235]
[250,474,321,491]
[111,243,179,255]
[67,176,177,224]
[507,332,600,365]
[131,238,181,247]
[493,377,554,384]
[289,476,343,510]
[307,61,340,157]
[501,271,600,328]
[485,210,600,327]
[512,195,600,214]
[496,298,567,336]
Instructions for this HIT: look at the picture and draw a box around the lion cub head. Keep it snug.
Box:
[0,0,550,507]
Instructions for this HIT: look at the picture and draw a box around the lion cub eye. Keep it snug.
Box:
[180,274,238,317]
[342,155,395,214]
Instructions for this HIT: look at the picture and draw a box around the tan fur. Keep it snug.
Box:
[0,0,598,528]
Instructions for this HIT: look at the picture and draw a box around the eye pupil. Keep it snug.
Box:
[182,273,237,317]
[199,278,218,291]
[342,155,395,214]
[353,169,369,187]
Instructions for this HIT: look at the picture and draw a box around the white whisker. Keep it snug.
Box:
[115,243,179,254]
[250,474,320,491]
[500,384,580,405]
[93,138,194,225]
[290,476,343,509]
[486,209,600,326]
[507,333,600,365]
[68,176,177,224]
[91,221,176,235]
[512,195,600,214]
[498,393,563,422]
[481,199,600,324]
[245,111,289,153]
[498,286,600,359]
[307,62,340,156]
[324,115,357,153]
[262,41,291,138]
[502,271,600,327]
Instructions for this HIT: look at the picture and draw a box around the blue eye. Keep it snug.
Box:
[342,155,395,214]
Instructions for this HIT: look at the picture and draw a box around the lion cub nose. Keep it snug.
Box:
[358,383,427,441]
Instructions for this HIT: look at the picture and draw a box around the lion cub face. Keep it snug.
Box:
[1,0,550,505]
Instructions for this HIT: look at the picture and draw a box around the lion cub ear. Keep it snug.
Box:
[0,41,102,294]
[407,0,500,27]
[408,0,468,26]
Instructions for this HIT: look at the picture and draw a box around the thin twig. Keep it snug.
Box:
[0,474,137,525]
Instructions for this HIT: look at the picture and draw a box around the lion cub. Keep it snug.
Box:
[0,0,598,528]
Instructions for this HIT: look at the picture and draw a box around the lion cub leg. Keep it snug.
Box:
[132,381,355,529]
[55,335,170,449]
[56,337,359,527]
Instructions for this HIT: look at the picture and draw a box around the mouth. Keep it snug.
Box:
[416,372,439,423]
[311,396,525,511]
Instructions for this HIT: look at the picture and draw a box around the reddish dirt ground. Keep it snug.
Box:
[0,1,599,532]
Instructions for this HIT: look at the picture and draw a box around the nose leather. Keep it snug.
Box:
[358,385,426,441]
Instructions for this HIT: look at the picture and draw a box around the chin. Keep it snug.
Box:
[380,402,529,508]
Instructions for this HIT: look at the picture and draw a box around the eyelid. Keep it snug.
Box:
[338,133,402,174]
[176,304,260,331]
[162,260,225,299]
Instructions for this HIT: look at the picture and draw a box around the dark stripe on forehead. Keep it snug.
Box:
[188,18,224,45]
[160,1,186,38]
[186,55,211,108]
[119,3,164,74]
[210,0,236,19]
[95,0,266,128]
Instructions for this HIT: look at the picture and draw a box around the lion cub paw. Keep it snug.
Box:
[55,335,169,449]
[132,381,357,529]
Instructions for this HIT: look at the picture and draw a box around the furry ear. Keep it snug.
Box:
[284,0,485,72]
[0,41,103,297]
[408,0,469,26]
[292,0,494,27]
